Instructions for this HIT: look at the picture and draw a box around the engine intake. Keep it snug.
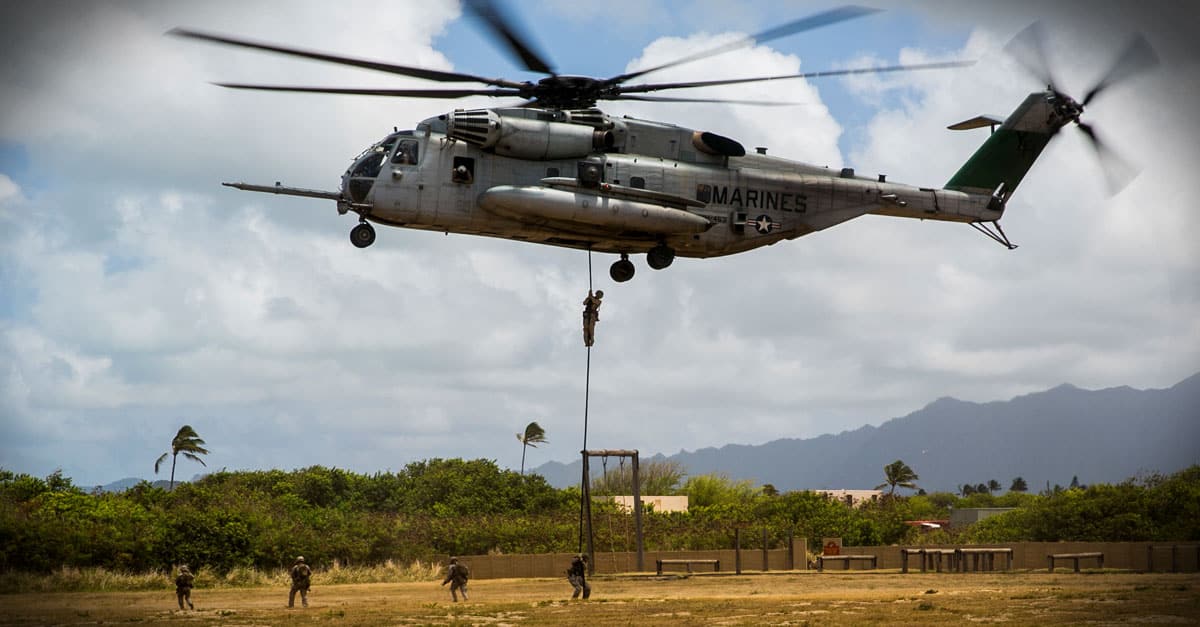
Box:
[447,109,609,160]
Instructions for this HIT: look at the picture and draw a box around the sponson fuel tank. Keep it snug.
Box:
[446,109,613,160]
[478,186,712,235]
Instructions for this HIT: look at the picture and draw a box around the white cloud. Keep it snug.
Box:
[1,2,1196,485]
[0,174,19,204]
[608,31,844,166]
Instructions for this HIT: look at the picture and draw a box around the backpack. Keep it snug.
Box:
[457,563,469,580]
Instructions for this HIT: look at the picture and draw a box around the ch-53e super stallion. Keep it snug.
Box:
[172,2,1156,283]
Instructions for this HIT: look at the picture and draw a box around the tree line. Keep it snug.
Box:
[2,461,1196,575]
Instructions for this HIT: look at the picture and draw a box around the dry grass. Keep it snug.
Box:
[0,560,443,594]
[0,570,1196,625]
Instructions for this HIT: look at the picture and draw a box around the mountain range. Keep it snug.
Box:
[532,373,1200,493]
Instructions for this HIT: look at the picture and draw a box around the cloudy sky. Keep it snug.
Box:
[2,1,1197,487]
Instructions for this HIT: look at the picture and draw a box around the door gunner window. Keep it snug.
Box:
[393,139,419,165]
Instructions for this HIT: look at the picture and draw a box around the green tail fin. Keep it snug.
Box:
[945,92,1060,199]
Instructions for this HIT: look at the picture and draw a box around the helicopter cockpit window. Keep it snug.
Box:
[392,139,419,166]
[349,136,399,180]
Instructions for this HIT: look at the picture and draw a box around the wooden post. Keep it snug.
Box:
[734,528,742,574]
[787,531,794,570]
[581,453,595,575]
[762,528,769,572]
[631,452,644,573]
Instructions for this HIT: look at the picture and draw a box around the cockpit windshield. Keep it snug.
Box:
[345,131,416,203]
[349,134,402,180]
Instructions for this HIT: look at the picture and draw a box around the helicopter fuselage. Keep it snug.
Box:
[323,107,1000,277]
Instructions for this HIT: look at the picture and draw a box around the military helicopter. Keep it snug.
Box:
[172,3,1157,283]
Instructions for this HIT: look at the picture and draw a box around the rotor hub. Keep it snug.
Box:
[1047,90,1084,125]
[530,75,608,109]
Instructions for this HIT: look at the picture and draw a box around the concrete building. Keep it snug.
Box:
[610,495,688,513]
[949,507,1017,527]
[815,489,882,507]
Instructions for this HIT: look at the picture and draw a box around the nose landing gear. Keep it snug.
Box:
[609,254,635,283]
[350,221,376,248]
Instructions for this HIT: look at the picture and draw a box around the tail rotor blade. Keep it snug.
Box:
[1077,122,1138,195]
[1005,21,1059,90]
[1082,34,1159,106]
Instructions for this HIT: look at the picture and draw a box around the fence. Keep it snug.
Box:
[445,541,1197,579]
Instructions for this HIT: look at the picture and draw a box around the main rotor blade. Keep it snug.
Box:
[1082,34,1159,106]
[1004,21,1059,90]
[615,60,975,95]
[462,0,554,75]
[606,5,881,85]
[213,83,523,98]
[611,94,804,106]
[169,28,526,89]
[1077,122,1138,194]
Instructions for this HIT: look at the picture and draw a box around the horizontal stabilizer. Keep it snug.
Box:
[948,115,1005,131]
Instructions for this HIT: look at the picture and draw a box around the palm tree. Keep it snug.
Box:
[874,459,919,497]
[516,421,547,475]
[154,425,209,490]
[987,479,1003,494]
[1010,476,1029,492]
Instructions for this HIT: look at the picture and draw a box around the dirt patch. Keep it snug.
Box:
[0,571,1196,625]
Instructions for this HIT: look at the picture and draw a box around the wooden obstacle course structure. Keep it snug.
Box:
[1047,551,1104,572]
[656,558,720,575]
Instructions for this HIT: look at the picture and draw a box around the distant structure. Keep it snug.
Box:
[816,489,882,507]
[611,495,688,513]
[949,507,1017,527]
[904,519,950,530]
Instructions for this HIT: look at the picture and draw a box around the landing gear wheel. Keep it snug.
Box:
[610,255,635,283]
[647,244,675,270]
[350,222,376,248]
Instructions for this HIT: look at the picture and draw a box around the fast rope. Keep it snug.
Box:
[578,250,594,553]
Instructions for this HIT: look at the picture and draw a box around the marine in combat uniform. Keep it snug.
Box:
[288,556,311,608]
[441,557,469,602]
[174,565,195,610]
[582,290,603,347]
[567,553,591,599]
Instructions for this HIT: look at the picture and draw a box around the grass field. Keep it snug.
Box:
[1,570,1197,625]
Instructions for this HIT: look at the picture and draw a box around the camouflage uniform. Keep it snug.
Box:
[288,556,311,608]
[174,565,195,610]
[568,554,591,599]
[441,557,469,602]
[582,290,603,347]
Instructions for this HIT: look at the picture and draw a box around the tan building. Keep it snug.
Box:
[610,495,689,513]
[815,489,882,507]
